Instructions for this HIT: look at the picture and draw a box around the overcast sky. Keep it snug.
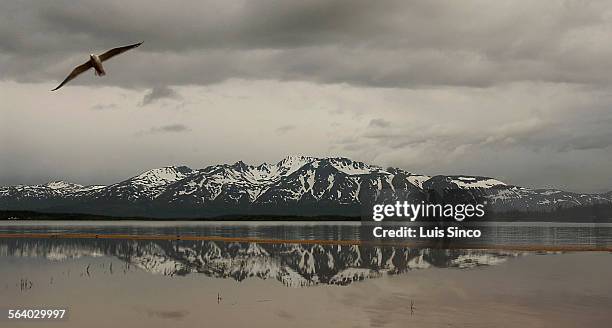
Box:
[2,0,612,193]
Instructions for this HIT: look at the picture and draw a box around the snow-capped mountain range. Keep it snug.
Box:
[0,238,522,286]
[1,156,611,219]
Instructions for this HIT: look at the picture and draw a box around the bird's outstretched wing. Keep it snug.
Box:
[51,61,94,91]
[99,42,143,62]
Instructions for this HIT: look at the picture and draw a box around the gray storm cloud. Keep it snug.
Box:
[1,0,612,193]
[141,86,181,106]
[2,0,612,88]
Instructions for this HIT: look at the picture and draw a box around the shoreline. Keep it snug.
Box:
[2,210,612,223]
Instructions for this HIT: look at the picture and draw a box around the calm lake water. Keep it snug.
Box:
[1,221,611,327]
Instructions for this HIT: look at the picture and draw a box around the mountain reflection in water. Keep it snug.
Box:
[0,238,524,287]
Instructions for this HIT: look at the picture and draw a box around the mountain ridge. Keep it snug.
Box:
[1,156,611,219]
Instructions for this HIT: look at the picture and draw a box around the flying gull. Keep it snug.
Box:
[52,42,143,91]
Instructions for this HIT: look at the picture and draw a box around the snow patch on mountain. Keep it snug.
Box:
[125,166,193,188]
[44,181,82,190]
[406,174,431,189]
[449,176,506,189]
